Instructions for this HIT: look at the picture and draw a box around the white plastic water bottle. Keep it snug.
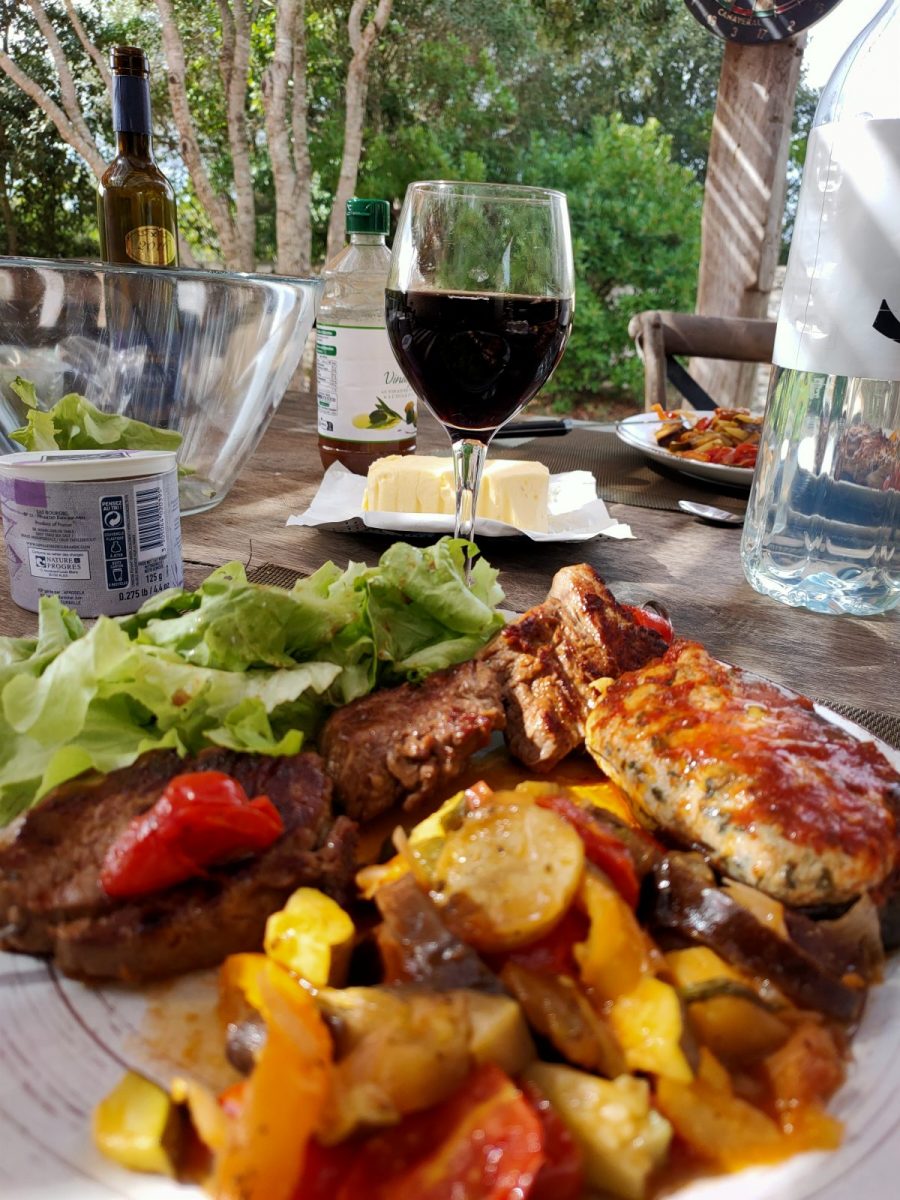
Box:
[741,1,900,616]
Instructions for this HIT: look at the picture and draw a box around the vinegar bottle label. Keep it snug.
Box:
[316,324,417,442]
[774,117,900,381]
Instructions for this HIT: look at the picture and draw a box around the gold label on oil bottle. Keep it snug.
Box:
[125,225,177,266]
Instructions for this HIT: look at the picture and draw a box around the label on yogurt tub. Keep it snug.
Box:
[0,458,183,617]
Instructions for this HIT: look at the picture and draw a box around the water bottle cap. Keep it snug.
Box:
[346,198,390,234]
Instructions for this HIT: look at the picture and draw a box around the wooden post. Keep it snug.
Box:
[693,36,805,407]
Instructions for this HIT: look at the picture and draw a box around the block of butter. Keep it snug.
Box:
[364,455,550,533]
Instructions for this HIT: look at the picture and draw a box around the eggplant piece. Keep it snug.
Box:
[649,854,864,1024]
[584,806,663,882]
[315,986,473,1143]
[501,961,627,1079]
[878,888,900,951]
[225,1016,267,1075]
[785,894,885,983]
[373,873,503,993]
[655,419,687,447]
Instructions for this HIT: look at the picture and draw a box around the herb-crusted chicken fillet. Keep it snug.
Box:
[585,640,899,907]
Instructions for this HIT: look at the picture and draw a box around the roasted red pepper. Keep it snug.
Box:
[100,771,284,898]
[536,794,641,907]
[624,602,674,644]
[705,442,758,468]
[497,905,590,978]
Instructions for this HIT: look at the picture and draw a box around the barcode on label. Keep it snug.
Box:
[135,485,166,561]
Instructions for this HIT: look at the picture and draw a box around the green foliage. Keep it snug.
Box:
[526,114,702,400]
[1,0,806,406]
[0,0,103,259]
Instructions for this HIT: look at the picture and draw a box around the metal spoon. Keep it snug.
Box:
[678,500,745,526]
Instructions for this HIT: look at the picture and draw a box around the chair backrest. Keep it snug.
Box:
[628,310,776,412]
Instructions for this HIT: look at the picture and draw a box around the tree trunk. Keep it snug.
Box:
[693,36,805,407]
[262,0,303,275]
[0,166,17,255]
[217,0,256,271]
[325,0,393,260]
[291,2,313,274]
[156,0,240,267]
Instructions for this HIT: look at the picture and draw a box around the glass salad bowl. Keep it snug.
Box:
[0,257,322,514]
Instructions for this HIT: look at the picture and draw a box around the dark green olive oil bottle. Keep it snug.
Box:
[97,46,178,267]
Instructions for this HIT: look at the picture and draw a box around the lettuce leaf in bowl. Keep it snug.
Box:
[9,376,182,454]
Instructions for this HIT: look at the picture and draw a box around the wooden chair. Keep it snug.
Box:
[627,310,776,412]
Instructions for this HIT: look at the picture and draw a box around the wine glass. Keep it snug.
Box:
[385,181,574,578]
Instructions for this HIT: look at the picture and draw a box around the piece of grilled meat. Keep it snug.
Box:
[320,659,505,823]
[479,564,667,771]
[0,749,356,982]
[586,640,900,908]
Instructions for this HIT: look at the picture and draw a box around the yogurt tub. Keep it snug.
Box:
[0,449,183,616]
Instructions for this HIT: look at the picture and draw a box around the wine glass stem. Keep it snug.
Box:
[450,437,489,582]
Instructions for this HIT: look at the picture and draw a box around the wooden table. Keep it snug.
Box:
[1,394,897,717]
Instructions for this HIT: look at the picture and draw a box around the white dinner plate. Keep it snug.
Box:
[616,412,755,489]
[0,706,897,1200]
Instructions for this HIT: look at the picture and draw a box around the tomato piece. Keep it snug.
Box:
[729,442,758,468]
[497,906,589,977]
[100,771,284,898]
[536,794,641,907]
[623,603,673,644]
[522,1082,585,1200]
[329,1064,544,1200]
[293,1140,353,1200]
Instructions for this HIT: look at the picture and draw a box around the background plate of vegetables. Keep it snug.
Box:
[616,410,762,488]
[0,704,897,1200]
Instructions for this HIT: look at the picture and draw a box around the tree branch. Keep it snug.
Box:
[326,0,393,258]
[0,49,106,178]
[62,0,111,90]
[25,0,105,171]
[155,0,239,266]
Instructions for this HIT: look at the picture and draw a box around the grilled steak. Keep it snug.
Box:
[480,564,667,771]
[320,659,505,822]
[0,748,357,981]
[585,640,900,907]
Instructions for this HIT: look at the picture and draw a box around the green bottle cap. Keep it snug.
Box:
[346,198,390,234]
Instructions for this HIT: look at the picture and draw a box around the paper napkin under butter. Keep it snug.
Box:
[287,461,633,542]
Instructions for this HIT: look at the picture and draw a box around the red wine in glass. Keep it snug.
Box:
[385,181,574,581]
[385,288,573,437]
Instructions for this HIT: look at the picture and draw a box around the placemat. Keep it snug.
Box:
[245,562,899,750]
[811,700,900,752]
[492,428,749,515]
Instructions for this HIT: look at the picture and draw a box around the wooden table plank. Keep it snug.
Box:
[2,394,897,716]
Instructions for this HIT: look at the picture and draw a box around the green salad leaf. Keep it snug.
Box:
[9,376,183,454]
[0,538,504,825]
